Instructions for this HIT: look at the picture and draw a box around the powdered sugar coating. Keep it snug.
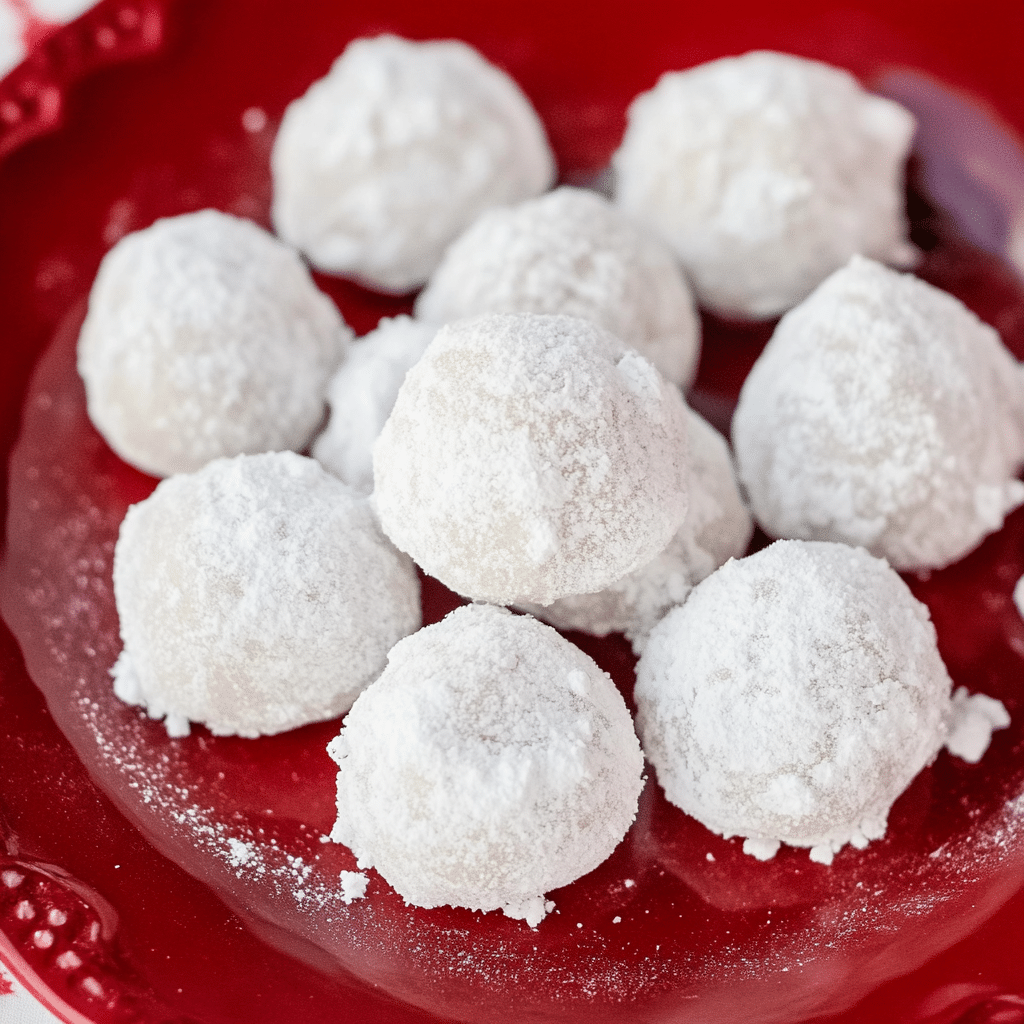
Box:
[312,316,436,493]
[77,210,350,477]
[613,51,916,318]
[732,256,1024,570]
[328,603,644,925]
[271,34,555,293]
[519,409,752,651]
[635,540,953,863]
[112,452,421,738]
[415,186,701,388]
[373,312,691,605]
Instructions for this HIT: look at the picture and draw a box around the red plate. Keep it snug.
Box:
[2,3,1024,1023]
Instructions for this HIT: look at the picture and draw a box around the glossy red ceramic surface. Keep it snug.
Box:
[2,3,1024,1023]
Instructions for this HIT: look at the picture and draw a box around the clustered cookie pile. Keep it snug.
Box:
[78,39,1015,925]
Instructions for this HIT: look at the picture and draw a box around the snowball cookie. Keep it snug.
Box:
[415,186,701,388]
[271,34,555,293]
[312,316,435,493]
[732,256,1024,571]
[519,409,752,651]
[373,312,692,606]
[112,452,421,738]
[613,51,916,319]
[78,209,350,478]
[328,603,644,926]
[635,540,953,865]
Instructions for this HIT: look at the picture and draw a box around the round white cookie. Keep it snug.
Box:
[78,209,349,477]
[271,34,555,293]
[635,540,953,864]
[328,603,644,925]
[732,256,1024,570]
[373,312,691,606]
[112,452,421,738]
[614,50,916,318]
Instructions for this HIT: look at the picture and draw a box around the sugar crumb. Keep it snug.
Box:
[339,870,369,904]
[946,687,1011,764]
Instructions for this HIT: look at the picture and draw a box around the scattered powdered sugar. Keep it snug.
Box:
[271,34,555,293]
[732,256,1024,570]
[415,186,701,388]
[373,312,691,605]
[227,837,257,868]
[312,315,436,492]
[338,870,369,904]
[635,540,956,864]
[77,209,350,478]
[112,451,421,737]
[519,409,752,651]
[946,687,1011,764]
[89,745,357,924]
[327,604,644,926]
[613,50,916,318]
